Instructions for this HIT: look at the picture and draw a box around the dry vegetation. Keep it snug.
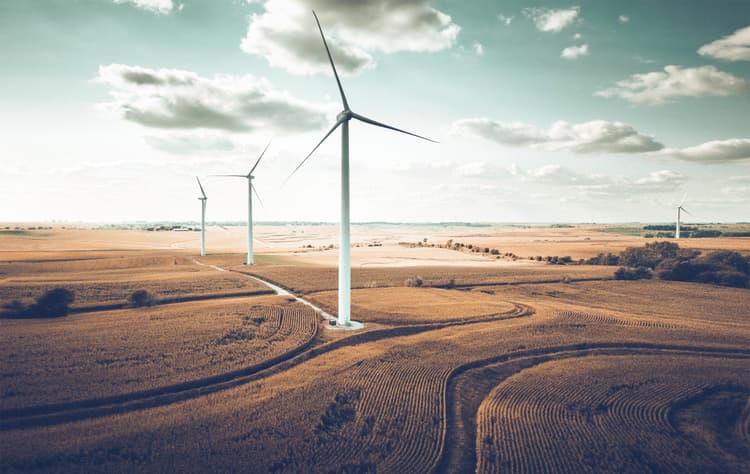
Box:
[0,296,318,411]
[1,226,749,473]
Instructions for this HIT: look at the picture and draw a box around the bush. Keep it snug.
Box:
[23,288,75,318]
[405,276,424,287]
[129,289,156,307]
[614,267,653,280]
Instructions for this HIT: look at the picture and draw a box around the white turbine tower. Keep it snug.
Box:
[214,141,271,265]
[287,11,436,328]
[675,193,691,239]
[196,176,207,257]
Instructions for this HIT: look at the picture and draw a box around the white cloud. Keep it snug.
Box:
[472,42,485,56]
[595,65,750,105]
[497,14,513,26]
[573,33,582,40]
[698,25,750,61]
[523,6,580,33]
[618,15,629,24]
[652,138,750,163]
[561,44,589,59]
[95,64,329,132]
[241,0,460,75]
[521,165,685,197]
[113,0,175,14]
[452,118,663,154]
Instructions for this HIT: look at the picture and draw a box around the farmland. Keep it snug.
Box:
[1,225,749,473]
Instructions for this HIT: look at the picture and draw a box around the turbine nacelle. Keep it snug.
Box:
[337,110,353,122]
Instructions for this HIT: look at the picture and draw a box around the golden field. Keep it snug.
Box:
[0,224,749,473]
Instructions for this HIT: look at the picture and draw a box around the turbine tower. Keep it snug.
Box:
[196,176,207,257]
[287,11,436,328]
[675,193,691,239]
[214,141,271,265]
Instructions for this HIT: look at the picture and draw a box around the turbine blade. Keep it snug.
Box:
[285,117,344,183]
[351,112,438,143]
[211,174,248,178]
[679,192,687,206]
[312,10,349,110]
[252,183,264,208]
[196,176,207,199]
[681,207,692,216]
[250,139,272,175]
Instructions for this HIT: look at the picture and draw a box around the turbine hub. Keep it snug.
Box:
[337,110,352,122]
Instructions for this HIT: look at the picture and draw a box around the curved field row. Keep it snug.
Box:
[0,297,317,414]
[555,310,685,329]
[476,354,750,474]
[308,287,518,324]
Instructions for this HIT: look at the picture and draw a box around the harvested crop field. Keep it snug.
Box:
[0,296,317,411]
[1,227,749,473]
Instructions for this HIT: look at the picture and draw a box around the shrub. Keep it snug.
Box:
[405,276,424,287]
[129,289,156,307]
[614,267,653,280]
[26,288,75,318]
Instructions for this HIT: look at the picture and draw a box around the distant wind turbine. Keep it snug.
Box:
[675,193,691,239]
[196,176,207,257]
[286,11,437,328]
[213,140,271,265]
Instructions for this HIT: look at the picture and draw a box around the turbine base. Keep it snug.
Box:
[326,319,364,331]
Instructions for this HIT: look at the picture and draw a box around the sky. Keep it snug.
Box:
[1,0,749,223]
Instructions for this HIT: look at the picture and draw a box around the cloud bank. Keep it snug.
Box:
[241,0,460,75]
[452,118,663,154]
[653,138,750,163]
[698,25,750,61]
[595,65,749,105]
[95,64,328,132]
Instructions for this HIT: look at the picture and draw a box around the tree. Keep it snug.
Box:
[29,288,75,317]
[129,290,156,307]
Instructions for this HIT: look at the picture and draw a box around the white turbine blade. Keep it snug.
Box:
[312,10,349,110]
[211,174,247,178]
[250,139,272,175]
[196,176,207,199]
[681,207,692,216]
[252,183,264,208]
[285,117,344,183]
[679,192,687,206]
[351,112,438,143]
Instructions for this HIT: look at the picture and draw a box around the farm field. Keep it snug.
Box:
[1,225,749,473]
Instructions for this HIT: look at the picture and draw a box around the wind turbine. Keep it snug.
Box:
[213,140,271,265]
[196,176,207,257]
[287,11,436,328]
[675,193,691,239]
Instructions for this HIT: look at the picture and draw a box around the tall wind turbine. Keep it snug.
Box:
[287,11,436,328]
[196,176,207,257]
[214,141,271,265]
[675,193,691,239]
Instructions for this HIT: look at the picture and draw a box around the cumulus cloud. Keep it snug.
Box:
[618,15,629,24]
[561,44,589,59]
[241,0,460,75]
[113,0,176,14]
[523,6,580,33]
[451,118,663,154]
[652,138,750,163]
[95,64,329,132]
[698,25,750,61]
[521,165,685,196]
[472,42,485,56]
[595,65,750,105]
[144,132,236,154]
[497,14,513,26]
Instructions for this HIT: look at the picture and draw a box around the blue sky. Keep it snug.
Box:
[1,0,749,223]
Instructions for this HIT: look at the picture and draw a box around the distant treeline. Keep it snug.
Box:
[641,225,750,238]
[588,241,750,289]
